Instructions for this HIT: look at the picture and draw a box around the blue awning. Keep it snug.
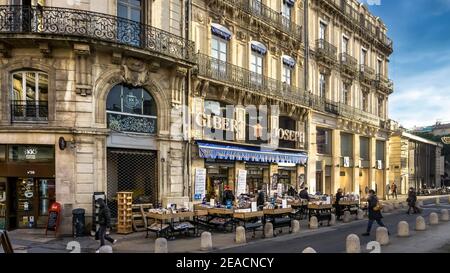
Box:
[211,23,232,40]
[197,142,308,165]
[251,41,267,55]
[282,55,296,68]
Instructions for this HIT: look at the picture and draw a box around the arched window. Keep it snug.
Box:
[11,70,48,122]
[106,84,157,134]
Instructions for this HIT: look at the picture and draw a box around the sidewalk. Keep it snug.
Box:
[5,194,450,253]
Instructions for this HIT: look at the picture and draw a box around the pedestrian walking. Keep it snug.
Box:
[362,190,388,236]
[406,187,420,214]
[391,182,398,200]
[385,184,390,200]
[96,198,116,252]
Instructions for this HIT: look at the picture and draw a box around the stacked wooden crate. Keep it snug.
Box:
[117,192,133,234]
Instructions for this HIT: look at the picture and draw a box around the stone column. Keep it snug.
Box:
[307,113,317,193]
[331,129,341,194]
[369,137,377,193]
[353,133,360,195]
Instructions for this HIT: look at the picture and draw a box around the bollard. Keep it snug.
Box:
[441,209,449,221]
[201,232,212,251]
[98,245,113,253]
[264,222,274,238]
[155,238,168,253]
[357,209,364,220]
[235,226,246,244]
[397,221,409,237]
[329,214,336,226]
[376,227,389,246]
[346,234,361,253]
[292,220,300,233]
[436,197,440,206]
[302,247,317,253]
[343,211,351,223]
[309,216,319,229]
[415,216,426,231]
[430,212,439,225]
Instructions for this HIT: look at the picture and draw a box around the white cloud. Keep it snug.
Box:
[389,62,450,129]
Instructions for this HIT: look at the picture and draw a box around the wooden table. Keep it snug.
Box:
[146,211,195,239]
[307,204,332,225]
[290,201,309,220]
[206,208,235,232]
[233,211,264,238]
[338,201,360,215]
[263,208,294,235]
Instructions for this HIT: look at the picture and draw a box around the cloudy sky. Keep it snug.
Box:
[364,0,450,128]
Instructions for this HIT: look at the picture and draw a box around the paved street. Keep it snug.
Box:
[214,197,450,253]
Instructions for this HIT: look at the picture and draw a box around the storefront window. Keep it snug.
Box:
[0,145,6,162]
[203,100,234,141]
[360,137,370,160]
[246,106,268,145]
[376,140,385,161]
[8,145,54,163]
[341,133,353,157]
[317,128,331,154]
[106,84,157,134]
[279,116,297,149]
[39,179,56,216]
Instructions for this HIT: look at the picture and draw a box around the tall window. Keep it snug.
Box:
[317,128,331,155]
[319,22,327,41]
[250,51,264,85]
[319,73,326,98]
[377,59,383,75]
[360,137,370,161]
[106,84,157,134]
[282,65,292,86]
[378,96,384,118]
[361,48,367,66]
[282,2,292,29]
[342,36,349,54]
[342,82,350,105]
[361,91,368,112]
[211,35,228,75]
[251,0,262,15]
[117,0,143,46]
[340,133,353,158]
[11,71,48,121]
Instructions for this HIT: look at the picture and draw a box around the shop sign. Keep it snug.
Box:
[343,157,350,168]
[194,168,206,201]
[24,147,37,160]
[236,170,247,196]
[26,170,36,175]
[274,128,304,143]
[195,113,242,133]
[377,160,383,170]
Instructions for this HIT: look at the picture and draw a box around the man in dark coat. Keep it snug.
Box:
[362,190,388,236]
[299,187,310,201]
[257,190,265,209]
[334,188,344,220]
[406,187,420,214]
[222,186,235,206]
[96,198,116,251]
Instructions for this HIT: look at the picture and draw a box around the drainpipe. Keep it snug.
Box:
[304,0,309,92]
[184,0,192,200]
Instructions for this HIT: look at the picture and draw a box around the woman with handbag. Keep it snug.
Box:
[362,190,388,236]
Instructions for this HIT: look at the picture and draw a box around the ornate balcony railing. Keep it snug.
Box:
[196,53,312,107]
[224,0,303,39]
[0,5,196,63]
[326,0,393,51]
[375,74,394,92]
[107,111,157,135]
[338,102,380,126]
[359,64,375,81]
[11,100,48,122]
[316,39,337,61]
[340,53,357,73]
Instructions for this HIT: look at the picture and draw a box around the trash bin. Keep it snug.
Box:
[72,208,85,238]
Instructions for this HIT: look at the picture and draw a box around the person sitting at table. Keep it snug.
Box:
[335,188,344,220]
[257,190,265,209]
[287,186,297,197]
[299,187,310,201]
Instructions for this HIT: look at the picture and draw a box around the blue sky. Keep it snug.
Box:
[363,0,450,128]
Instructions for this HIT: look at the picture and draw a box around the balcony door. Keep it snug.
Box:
[211,35,228,78]
[250,51,264,87]
[117,0,143,47]
[8,0,32,32]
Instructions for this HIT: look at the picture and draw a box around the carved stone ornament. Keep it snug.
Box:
[122,57,149,87]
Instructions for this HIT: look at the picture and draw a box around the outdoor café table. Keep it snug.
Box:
[233,211,264,238]
[338,200,360,215]
[307,204,332,226]
[207,208,235,232]
[146,211,195,239]
[263,208,294,235]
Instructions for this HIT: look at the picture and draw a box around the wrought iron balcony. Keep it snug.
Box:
[107,111,157,135]
[196,53,311,107]
[340,53,357,75]
[359,64,375,82]
[0,5,196,63]
[11,100,48,122]
[338,102,380,126]
[224,0,303,40]
[316,39,337,62]
[375,74,394,93]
